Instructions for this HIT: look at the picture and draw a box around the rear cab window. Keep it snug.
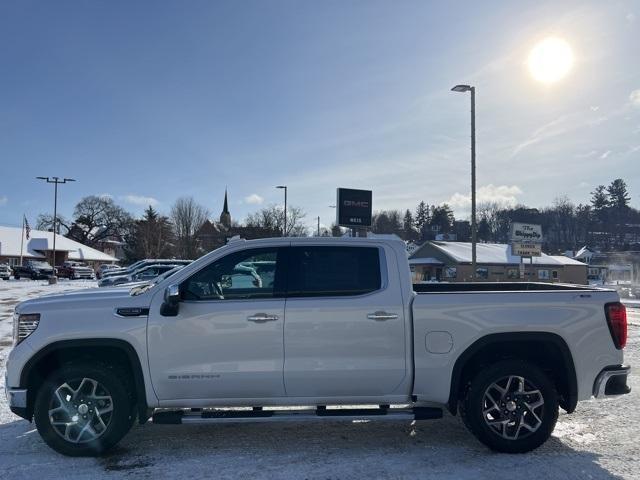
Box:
[287,246,382,297]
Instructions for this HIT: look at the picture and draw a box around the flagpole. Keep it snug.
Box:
[20,215,25,266]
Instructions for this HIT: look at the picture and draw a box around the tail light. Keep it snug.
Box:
[605,302,627,349]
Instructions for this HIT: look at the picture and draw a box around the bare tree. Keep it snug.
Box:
[37,195,134,247]
[245,204,308,237]
[36,214,70,234]
[171,197,210,259]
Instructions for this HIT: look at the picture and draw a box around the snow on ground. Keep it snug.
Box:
[0,280,638,479]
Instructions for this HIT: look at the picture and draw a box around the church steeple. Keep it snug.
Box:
[220,188,231,229]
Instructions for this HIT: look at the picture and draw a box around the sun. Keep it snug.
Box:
[527,37,574,84]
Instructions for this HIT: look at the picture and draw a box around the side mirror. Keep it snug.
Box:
[160,284,180,317]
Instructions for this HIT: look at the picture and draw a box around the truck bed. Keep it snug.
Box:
[413,282,603,293]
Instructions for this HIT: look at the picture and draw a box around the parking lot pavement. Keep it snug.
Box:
[0,281,637,479]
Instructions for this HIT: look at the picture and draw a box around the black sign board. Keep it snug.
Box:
[336,188,372,227]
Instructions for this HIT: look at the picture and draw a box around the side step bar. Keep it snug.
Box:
[153,407,442,425]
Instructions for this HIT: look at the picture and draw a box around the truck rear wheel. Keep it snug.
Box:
[34,363,135,456]
[460,360,558,453]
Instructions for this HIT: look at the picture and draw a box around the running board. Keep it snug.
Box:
[152,407,442,425]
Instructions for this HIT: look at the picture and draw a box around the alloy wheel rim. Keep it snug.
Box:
[482,375,544,440]
[48,377,114,444]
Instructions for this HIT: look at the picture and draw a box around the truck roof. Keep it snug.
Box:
[227,234,405,246]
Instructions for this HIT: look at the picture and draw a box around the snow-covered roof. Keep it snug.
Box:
[574,246,594,259]
[425,241,587,267]
[408,257,444,265]
[0,225,118,262]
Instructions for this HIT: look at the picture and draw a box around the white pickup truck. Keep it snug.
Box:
[5,236,630,456]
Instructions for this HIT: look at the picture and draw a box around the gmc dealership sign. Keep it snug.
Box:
[336,188,372,227]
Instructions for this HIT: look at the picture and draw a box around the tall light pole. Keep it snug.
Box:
[276,185,287,237]
[36,176,76,281]
[317,216,320,236]
[451,84,477,280]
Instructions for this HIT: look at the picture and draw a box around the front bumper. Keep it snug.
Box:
[7,388,27,408]
[593,365,631,398]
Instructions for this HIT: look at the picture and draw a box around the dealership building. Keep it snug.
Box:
[0,225,118,269]
[410,241,588,284]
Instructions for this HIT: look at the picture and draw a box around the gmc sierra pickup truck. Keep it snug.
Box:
[5,236,630,457]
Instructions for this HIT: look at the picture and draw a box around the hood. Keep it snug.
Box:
[16,286,146,313]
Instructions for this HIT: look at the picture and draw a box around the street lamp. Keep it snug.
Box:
[36,176,76,282]
[276,185,287,237]
[451,84,477,280]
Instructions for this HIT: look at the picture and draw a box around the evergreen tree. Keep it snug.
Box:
[607,179,630,210]
[402,209,418,241]
[590,185,608,211]
[414,201,429,230]
[430,204,455,234]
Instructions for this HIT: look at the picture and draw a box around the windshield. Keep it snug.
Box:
[129,266,184,296]
[31,262,52,268]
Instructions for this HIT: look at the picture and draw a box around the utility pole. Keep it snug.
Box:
[36,176,76,282]
[276,185,287,237]
[317,216,320,236]
[451,84,477,279]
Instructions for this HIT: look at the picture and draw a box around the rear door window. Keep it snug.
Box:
[287,246,381,297]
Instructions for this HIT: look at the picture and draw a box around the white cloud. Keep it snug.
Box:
[590,106,599,112]
[600,150,611,159]
[630,89,640,107]
[627,13,636,23]
[575,150,597,158]
[98,193,113,200]
[244,194,264,205]
[446,184,523,209]
[0,195,7,206]
[121,194,159,207]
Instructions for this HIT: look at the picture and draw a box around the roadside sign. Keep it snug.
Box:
[510,222,542,242]
[511,242,542,257]
[336,188,372,228]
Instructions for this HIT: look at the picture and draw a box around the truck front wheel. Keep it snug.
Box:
[460,360,559,453]
[34,363,135,456]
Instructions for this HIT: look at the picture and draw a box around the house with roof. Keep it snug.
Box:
[0,225,118,269]
[410,241,587,284]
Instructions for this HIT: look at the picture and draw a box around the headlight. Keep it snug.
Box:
[13,313,40,345]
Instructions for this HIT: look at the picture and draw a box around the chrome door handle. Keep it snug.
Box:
[367,311,399,321]
[247,313,279,323]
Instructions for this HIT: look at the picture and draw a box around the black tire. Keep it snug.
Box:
[34,363,135,456]
[460,360,559,453]
[15,274,20,280]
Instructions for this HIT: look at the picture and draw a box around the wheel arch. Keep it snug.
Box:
[447,332,577,415]
[19,338,149,424]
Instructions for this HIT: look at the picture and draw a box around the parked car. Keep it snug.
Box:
[0,263,12,280]
[97,264,120,279]
[56,261,96,280]
[100,259,191,280]
[98,263,188,287]
[12,260,55,280]
[6,236,630,456]
[114,265,186,290]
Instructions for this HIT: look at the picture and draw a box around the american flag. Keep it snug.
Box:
[24,215,31,240]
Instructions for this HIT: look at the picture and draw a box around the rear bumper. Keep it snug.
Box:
[593,365,631,398]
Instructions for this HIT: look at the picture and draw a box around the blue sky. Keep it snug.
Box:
[1,0,639,231]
